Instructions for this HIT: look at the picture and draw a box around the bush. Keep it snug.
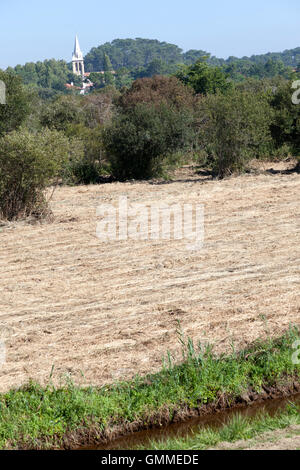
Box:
[64,124,107,184]
[176,60,232,95]
[270,81,300,156]
[40,96,85,132]
[82,87,118,126]
[0,71,30,136]
[270,143,293,161]
[196,90,273,178]
[103,103,195,180]
[118,75,196,112]
[0,129,81,220]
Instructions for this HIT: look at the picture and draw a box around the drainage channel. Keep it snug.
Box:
[84,393,300,450]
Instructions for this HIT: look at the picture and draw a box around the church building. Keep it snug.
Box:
[72,35,85,77]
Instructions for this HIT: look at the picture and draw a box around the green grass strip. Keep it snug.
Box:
[0,326,299,449]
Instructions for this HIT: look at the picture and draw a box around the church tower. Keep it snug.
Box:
[72,35,85,77]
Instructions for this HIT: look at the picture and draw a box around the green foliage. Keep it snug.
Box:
[103,102,195,180]
[114,68,133,89]
[37,91,117,184]
[233,46,300,69]
[197,89,273,177]
[176,60,232,95]
[270,81,300,154]
[6,41,300,98]
[40,95,85,131]
[89,72,105,90]
[85,38,299,81]
[223,58,293,81]
[183,50,210,65]
[0,71,30,136]
[64,124,106,184]
[0,128,81,220]
[85,38,184,72]
[7,59,80,92]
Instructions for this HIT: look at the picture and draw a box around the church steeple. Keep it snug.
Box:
[72,35,85,77]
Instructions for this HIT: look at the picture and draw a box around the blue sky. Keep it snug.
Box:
[1,0,299,69]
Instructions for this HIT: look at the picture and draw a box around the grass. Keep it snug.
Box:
[138,402,300,450]
[0,325,299,449]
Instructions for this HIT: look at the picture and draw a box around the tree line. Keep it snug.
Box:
[3,39,299,96]
[0,55,299,220]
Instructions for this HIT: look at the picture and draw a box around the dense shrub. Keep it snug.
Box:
[0,129,82,220]
[103,103,195,180]
[270,81,300,155]
[196,90,273,178]
[117,75,196,112]
[40,95,86,132]
[82,86,118,126]
[176,60,232,96]
[0,71,30,136]
[38,91,117,184]
[64,124,107,184]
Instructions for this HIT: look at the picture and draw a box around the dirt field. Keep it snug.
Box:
[0,162,299,392]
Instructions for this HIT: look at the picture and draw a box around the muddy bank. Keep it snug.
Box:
[52,379,300,451]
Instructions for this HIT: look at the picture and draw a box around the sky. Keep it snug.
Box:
[1,0,299,69]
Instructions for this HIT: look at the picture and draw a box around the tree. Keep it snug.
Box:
[0,71,30,136]
[64,123,105,184]
[115,67,133,89]
[197,89,273,178]
[270,81,300,155]
[84,38,183,72]
[183,50,210,65]
[89,72,105,90]
[118,75,196,112]
[176,60,232,95]
[103,53,115,86]
[103,103,195,180]
[8,59,80,94]
[40,95,85,131]
[0,128,81,220]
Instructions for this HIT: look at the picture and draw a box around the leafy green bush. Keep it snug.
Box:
[176,60,232,95]
[0,128,81,220]
[270,143,293,161]
[197,89,273,177]
[64,123,108,184]
[103,103,195,180]
[40,95,85,132]
[270,81,300,159]
[0,71,30,136]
